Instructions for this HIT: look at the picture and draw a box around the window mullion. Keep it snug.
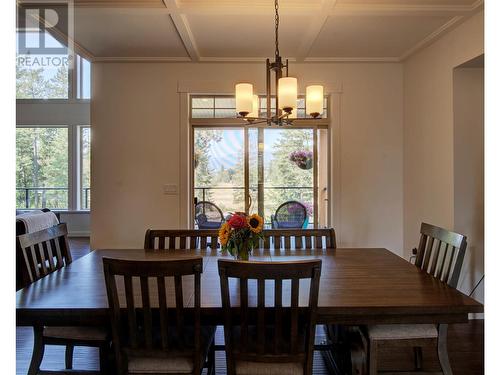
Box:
[68,125,78,210]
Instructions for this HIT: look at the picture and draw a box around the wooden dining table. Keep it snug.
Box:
[16,247,482,373]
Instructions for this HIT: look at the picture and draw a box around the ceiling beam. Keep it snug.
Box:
[162,0,199,61]
[295,0,337,62]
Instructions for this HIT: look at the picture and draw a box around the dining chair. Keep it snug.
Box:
[195,201,225,229]
[103,256,216,375]
[218,258,322,375]
[17,223,110,375]
[144,229,219,250]
[261,228,337,251]
[367,222,467,375]
[271,200,308,229]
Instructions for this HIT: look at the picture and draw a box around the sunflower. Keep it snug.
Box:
[219,222,231,246]
[247,214,264,233]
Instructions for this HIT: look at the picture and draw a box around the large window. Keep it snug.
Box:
[16,125,91,211]
[16,127,68,209]
[191,95,330,228]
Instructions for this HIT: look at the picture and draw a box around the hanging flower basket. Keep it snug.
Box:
[289,150,313,170]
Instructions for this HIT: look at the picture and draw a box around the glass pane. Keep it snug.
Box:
[192,108,214,118]
[16,127,69,209]
[214,97,235,108]
[214,109,237,118]
[16,31,69,99]
[77,55,91,99]
[80,127,91,209]
[193,129,245,227]
[192,97,214,108]
[263,129,314,227]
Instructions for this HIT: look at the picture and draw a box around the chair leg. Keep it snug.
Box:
[207,341,216,375]
[28,326,45,375]
[99,342,110,375]
[413,346,423,370]
[369,339,378,375]
[437,324,453,375]
[65,344,74,369]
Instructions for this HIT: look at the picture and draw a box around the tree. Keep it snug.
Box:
[193,130,222,202]
[47,66,69,98]
[16,65,49,99]
[16,128,69,209]
[266,129,314,212]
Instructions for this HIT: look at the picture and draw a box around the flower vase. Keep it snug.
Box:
[235,241,250,261]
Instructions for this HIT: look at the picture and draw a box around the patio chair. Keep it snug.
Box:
[271,200,308,229]
[195,201,224,229]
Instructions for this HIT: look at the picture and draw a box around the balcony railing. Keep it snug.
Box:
[16,187,91,209]
[194,186,314,226]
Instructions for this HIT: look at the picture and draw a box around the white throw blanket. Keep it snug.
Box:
[16,210,59,233]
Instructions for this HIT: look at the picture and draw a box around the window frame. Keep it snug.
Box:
[16,38,92,103]
[15,124,90,212]
[190,94,329,125]
[187,94,331,229]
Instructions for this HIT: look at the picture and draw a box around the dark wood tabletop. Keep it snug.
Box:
[16,248,482,327]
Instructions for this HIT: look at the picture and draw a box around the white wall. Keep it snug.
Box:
[91,62,404,252]
[453,67,484,302]
[403,11,484,298]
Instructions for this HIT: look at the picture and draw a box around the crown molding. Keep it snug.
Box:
[399,16,464,61]
[73,0,166,8]
[332,3,479,16]
[92,56,191,62]
[305,56,400,63]
[199,57,297,63]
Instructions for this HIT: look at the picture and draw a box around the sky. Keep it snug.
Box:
[206,129,283,170]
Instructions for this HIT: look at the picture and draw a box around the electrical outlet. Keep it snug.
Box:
[163,184,178,195]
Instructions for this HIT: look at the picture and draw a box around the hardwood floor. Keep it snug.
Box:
[16,238,484,375]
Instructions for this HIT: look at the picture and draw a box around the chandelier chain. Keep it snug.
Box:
[275,0,280,58]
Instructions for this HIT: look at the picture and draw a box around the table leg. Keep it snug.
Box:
[438,324,453,375]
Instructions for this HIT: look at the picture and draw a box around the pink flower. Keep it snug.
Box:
[227,214,247,229]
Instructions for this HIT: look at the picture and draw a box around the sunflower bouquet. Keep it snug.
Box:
[219,212,264,260]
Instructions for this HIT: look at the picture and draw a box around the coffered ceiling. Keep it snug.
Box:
[40,0,484,62]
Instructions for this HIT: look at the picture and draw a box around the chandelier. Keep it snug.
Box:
[235,0,324,126]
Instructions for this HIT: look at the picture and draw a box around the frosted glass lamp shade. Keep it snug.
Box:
[235,83,253,117]
[306,85,324,118]
[247,95,260,118]
[278,77,297,113]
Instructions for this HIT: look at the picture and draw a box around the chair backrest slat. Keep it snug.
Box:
[146,228,337,253]
[17,223,72,285]
[103,257,204,375]
[218,259,322,374]
[274,278,282,354]
[240,277,249,352]
[144,229,219,250]
[414,223,467,288]
[174,275,184,348]
[124,275,138,348]
[157,276,169,350]
[261,228,337,251]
